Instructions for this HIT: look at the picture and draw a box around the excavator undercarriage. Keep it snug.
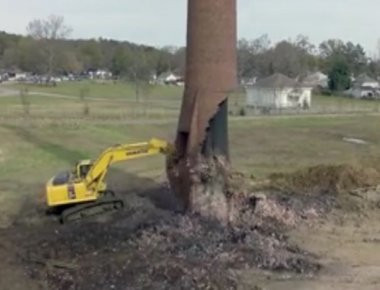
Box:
[57,190,123,223]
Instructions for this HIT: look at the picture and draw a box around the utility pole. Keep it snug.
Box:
[168,0,237,223]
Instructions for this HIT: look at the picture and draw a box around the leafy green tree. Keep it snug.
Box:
[344,42,367,75]
[17,37,46,73]
[328,57,351,91]
[80,40,103,70]
[319,39,367,76]
[60,49,83,73]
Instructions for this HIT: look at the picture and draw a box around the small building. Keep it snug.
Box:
[156,72,183,85]
[348,74,380,99]
[240,77,257,86]
[87,69,113,80]
[7,70,30,82]
[95,69,112,80]
[246,73,312,109]
[354,74,379,88]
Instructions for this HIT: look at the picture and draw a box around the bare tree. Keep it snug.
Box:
[27,15,72,40]
[79,87,90,116]
[27,15,72,77]
[19,87,30,116]
[376,39,380,61]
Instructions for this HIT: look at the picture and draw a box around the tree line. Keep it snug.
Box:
[238,34,380,84]
[1,16,379,91]
[0,16,185,82]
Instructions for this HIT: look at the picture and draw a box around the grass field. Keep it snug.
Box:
[2,81,380,226]
[7,80,183,100]
[0,81,183,120]
[3,81,380,119]
[312,94,380,113]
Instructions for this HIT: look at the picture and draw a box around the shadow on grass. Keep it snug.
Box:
[1,124,88,163]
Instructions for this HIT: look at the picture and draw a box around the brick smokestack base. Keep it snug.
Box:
[167,0,237,223]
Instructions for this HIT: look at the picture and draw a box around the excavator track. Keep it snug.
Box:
[60,192,124,223]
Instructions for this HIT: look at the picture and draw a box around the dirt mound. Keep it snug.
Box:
[269,164,380,195]
[2,184,320,290]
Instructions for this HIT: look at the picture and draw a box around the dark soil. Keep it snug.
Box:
[1,164,378,289]
[0,178,322,290]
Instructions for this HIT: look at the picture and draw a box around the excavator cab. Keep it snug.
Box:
[75,160,93,179]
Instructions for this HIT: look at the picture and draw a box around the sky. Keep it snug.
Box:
[0,0,379,55]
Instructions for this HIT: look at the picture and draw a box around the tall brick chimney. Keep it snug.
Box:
[168,0,238,222]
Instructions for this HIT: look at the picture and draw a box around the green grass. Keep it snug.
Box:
[1,113,380,204]
[312,94,380,113]
[2,82,380,226]
[6,80,183,101]
[230,114,380,177]
[0,95,180,120]
[1,81,183,119]
[2,113,380,182]
[4,82,380,120]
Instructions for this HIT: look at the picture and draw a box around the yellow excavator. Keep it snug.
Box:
[45,138,173,223]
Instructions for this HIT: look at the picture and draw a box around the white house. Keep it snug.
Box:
[246,73,313,109]
[95,69,113,80]
[156,72,183,85]
[8,72,29,82]
[349,74,380,99]
[354,74,379,88]
[87,69,112,80]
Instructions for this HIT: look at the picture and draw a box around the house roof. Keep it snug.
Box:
[299,72,328,87]
[254,73,298,88]
[302,72,327,83]
[354,73,377,85]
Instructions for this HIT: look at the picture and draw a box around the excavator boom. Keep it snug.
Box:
[85,138,172,187]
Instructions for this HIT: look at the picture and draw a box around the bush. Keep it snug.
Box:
[239,107,246,116]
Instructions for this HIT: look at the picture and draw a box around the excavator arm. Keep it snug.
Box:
[84,138,173,191]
